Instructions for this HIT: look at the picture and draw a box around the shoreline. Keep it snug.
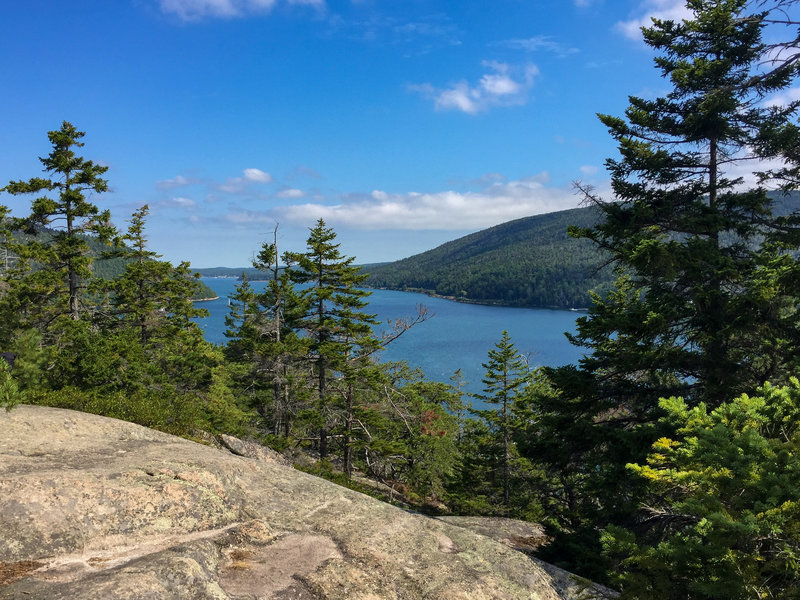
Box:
[362,286,588,312]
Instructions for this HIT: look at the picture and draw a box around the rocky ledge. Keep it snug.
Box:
[0,406,614,599]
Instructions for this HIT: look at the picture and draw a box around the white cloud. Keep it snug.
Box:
[223,175,587,231]
[243,168,273,183]
[277,188,305,198]
[720,150,797,190]
[159,0,322,21]
[580,165,599,176]
[434,82,479,114]
[217,168,273,193]
[413,61,539,115]
[498,36,579,58]
[765,87,800,108]
[616,0,692,41]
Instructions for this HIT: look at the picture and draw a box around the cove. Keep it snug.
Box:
[195,277,585,395]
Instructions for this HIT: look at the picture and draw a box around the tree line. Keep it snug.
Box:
[3,1,800,597]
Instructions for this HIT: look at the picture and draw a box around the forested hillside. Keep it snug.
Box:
[365,206,610,308]
[366,208,612,308]
[365,191,800,309]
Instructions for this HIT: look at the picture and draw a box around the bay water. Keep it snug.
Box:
[196,277,585,396]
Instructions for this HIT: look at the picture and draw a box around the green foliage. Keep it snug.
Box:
[391,379,461,499]
[529,0,800,581]
[365,206,612,309]
[472,330,529,509]
[100,205,208,343]
[604,380,800,600]
[27,386,205,437]
[0,359,22,410]
[446,343,550,522]
[2,121,114,323]
[224,234,310,438]
[286,218,379,461]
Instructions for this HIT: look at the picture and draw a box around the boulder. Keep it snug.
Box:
[217,433,291,466]
[0,406,613,599]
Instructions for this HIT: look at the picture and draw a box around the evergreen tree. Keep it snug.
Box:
[0,205,13,277]
[604,381,800,599]
[225,234,308,436]
[531,0,800,579]
[2,121,114,325]
[286,218,378,460]
[473,330,529,509]
[105,205,206,343]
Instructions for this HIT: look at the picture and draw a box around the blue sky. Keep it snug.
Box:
[1,0,796,267]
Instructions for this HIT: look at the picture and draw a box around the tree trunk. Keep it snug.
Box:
[344,381,353,478]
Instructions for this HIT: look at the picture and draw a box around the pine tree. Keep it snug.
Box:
[531,0,800,580]
[2,122,114,324]
[603,381,800,599]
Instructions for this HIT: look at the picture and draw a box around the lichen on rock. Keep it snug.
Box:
[0,406,613,599]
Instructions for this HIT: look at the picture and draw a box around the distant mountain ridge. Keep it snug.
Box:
[363,190,800,310]
[363,206,610,309]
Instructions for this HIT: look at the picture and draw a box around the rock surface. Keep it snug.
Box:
[0,406,612,599]
[437,517,616,600]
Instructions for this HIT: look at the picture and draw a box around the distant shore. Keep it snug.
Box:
[363,286,588,312]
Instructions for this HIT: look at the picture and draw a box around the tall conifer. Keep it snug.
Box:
[532,0,800,579]
[474,330,529,510]
[286,218,378,460]
[2,122,113,324]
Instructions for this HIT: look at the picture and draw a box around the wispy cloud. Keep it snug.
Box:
[497,36,579,58]
[325,13,461,55]
[216,168,273,193]
[411,61,539,115]
[155,196,197,210]
[243,168,272,183]
[159,0,324,21]
[616,0,692,41]
[155,174,201,190]
[224,175,587,231]
[286,165,323,181]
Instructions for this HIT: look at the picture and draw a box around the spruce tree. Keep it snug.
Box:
[225,234,307,436]
[2,122,114,324]
[286,218,378,460]
[106,205,206,343]
[531,0,800,580]
[474,330,529,510]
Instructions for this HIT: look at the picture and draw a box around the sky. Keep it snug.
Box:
[0,0,797,268]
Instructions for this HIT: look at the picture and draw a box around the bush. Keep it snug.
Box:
[0,359,22,410]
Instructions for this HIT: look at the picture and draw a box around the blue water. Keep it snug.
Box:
[195,277,585,394]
